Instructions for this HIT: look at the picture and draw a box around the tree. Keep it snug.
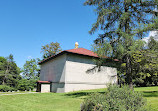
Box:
[0,56,7,85]
[84,0,156,88]
[138,1,158,41]
[41,42,62,59]
[131,37,158,86]
[0,54,21,87]
[148,36,158,51]
[17,79,37,91]
[20,59,40,91]
[22,59,40,80]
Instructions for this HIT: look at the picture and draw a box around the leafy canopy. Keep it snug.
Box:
[41,42,62,59]
[22,59,40,80]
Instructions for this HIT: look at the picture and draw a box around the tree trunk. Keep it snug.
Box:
[124,2,133,89]
[2,79,5,85]
[126,55,133,89]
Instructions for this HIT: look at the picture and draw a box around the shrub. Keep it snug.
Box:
[0,85,15,92]
[81,85,147,111]
[17,79,37,91]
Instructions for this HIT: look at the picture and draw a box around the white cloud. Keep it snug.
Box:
[142,37,150,43]
[27,56,32,60]
[142,30,158,43]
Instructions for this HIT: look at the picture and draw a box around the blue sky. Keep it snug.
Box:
[0,0,99,68]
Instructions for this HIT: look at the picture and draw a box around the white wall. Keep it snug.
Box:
[40,54,66,92]
[65,54,117,92]
[40,53,117,93]
[41,84,50,93]
[40,54,66,82]
[65,84,107,92]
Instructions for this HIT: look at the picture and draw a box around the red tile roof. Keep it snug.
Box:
[39,48,99,64]
[37,81,50,83]
[65,48,98,57]
[38,48,118,64]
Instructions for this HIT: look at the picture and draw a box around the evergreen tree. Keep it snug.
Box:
[0,54,21,87]
[84,0,156,88]
[0,56,7,85]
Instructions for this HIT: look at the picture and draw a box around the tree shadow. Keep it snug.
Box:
[64,91,105,98]
[142,91,158,97]
[64,89,158,98]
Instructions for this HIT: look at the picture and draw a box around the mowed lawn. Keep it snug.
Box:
[0,87,158,111]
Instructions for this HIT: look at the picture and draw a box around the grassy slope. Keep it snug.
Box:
[0,87,157,111]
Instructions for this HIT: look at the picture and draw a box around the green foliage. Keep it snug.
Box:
[118,37,158,86]
[132,51,158,86]
[131,37,158,86]
[21,58,39,91]
[148,37,158,51]
[0,55,40,91]
[81,85,147,111]
[0,57,7,85]
[41,42,62,59]
[85,0,157,87]
[0,54,21,87]
[17,79,37,91]
[0,85,16,92]
[22,59,40,80]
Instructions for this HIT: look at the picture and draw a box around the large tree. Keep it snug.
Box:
[0,54,21,87]
[22,59,40,80]
[41,42,62,59]
[85,0,157,88]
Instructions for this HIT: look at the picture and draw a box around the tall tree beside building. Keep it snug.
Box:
[22,59,40,80]
[84,0,156,88]
[41,42,62,59]
[17,59,40,91]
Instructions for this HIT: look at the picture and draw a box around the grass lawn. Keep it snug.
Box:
[0,87,158,111]
[0,91,35,94]
[134,86,158,111]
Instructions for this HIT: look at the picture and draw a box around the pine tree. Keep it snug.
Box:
[0,54,21,87]
[84,0,157,88]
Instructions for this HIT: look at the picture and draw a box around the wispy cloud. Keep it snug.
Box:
[27,56,32,60]
[142,30,158,43]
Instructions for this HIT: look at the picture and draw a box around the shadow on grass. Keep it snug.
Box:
[142,91,158,97]
[64,88,158,98]
[65,91,105,98]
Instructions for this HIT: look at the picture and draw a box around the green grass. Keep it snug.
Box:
[0,87,158,111]
[135,86,158,111]
[0,91,34,94]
